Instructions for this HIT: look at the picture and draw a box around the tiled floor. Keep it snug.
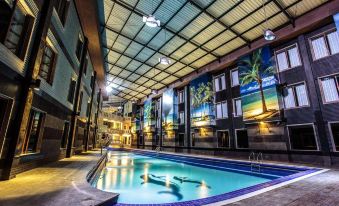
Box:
[0,150,118,206]
[227,170,339,206]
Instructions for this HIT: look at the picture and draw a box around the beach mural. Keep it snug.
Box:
[143,98,153,132]
[162,88,178,131]
[190,74,215,127]
[238,46,280,122]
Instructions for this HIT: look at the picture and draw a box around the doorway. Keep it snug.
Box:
[0,95,13,158]
[178,133,185,146]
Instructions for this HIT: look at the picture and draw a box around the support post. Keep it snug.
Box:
[66,37,89,158]
[84,72,97,151]
[2,0,55,180]
[93,89,102,149]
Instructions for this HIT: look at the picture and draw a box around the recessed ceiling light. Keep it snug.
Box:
[159,57,171,65]
[263,29,276,41]
[142,15,160,28]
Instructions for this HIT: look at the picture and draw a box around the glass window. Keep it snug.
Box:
[22,110,44,154]
[216,101,228,119]
[276,45,301,72]
[320,76,339,103]
[60,122,69,148]
[289,125,317,150]
[39,43,56,84]
[233,98,242,116]
[55,0,70,25]
[67,79,76,103]
[236,129,248,149]
[178,90,184,103]
[283,83,309,109]
[2,3,33,59]
[75,34,84,61]
[231,69,239,87]
[330,123,339,151]
[78,91,83,112]
[179,111,184,125]
[214,74,226,92]
[217,131,230,148]
[311,30,339,60]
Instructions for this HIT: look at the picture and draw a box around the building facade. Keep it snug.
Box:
[0,0,103,180]
[133,21,339,166]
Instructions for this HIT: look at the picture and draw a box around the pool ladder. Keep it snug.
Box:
[154,146,161,155]
[249,152,263,173]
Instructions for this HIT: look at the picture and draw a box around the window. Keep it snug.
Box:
[75,34,84,61]
[217,131,230,148]
[86,101,91,117]
[83,57,88,75]
[0,96,13,158]
[283,83,309,109]
[67,79,76,103]
[310,30,339,60]
[236,129,248,149]
[178,90,184,103]
[179,111,185,125]
[319,75,339,103]
[1,2,34,59]
[214,74,226,92]
[288,125,318,150]
[216,101,228,119]
[39,43,56,84]
[60,122,69,148]
[330,123,339,151]
[78,91,83,112]
[275,45,302,72]
[90,74,95,88]
[233,98,242,117]
[231,69,239,87]
[22,110,44,154]
[55,0,70,25]
[156,117,160,128]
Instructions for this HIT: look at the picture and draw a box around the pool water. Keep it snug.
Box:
[92,151,279,204]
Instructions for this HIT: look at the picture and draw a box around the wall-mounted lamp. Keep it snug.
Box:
[258,121,271,134]
[30,79,41,91]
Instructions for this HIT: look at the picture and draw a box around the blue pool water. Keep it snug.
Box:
[91,150,309,205]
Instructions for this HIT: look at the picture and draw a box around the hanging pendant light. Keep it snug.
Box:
[142,15,160,28]
[159,56,171,65]
[262,0,276,41]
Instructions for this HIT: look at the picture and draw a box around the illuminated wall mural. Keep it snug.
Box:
[143,98,153,132]
[190,74,215,127]
[238,46,280,122]
[162,89,178,131]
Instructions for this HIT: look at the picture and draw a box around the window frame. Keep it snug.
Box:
[232,98,242,117]
[67,78,76,103]
[179,111,185,125]
[0,93,14,158]
[318,73,339,105]
[230,68,239,87]
[328,121,339,152]
[283,81,310,110]
[235,128,249,149]
[54,0,70,26]
[274,43,302,72]
[287,123,319,151]
[178,90,184,104]
[213,73,226,92]
[215,101,228,119]
[309,28,339,61]
[75,33,84,62]
[38,40,58,85]
[216,129,230,148]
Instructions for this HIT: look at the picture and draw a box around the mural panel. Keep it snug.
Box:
[143,98,153,132]
[238,46,280,122]
[190,74,215,127]
[162,89,178,131]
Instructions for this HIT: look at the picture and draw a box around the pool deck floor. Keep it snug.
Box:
[226,169,339,206]
[1,148,339,206]
[0,150,118,206]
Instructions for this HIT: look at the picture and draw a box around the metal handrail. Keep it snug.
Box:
[249,152,263,173]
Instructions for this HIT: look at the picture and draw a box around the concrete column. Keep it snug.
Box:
[2,0,55,180]
[66,38,89,158]
[84,72,97,151]
[93,89,101,149]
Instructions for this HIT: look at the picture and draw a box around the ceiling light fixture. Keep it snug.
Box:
[151,89,158,95]
[262,0,276,41]
[159,56,171,65]
[106,85,113,93]
[143,15,160,28]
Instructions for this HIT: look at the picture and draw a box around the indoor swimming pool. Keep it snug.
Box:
[91,149,322,205]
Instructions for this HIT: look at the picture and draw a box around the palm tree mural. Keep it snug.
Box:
[190,81,214,123]
[239,48,275,115]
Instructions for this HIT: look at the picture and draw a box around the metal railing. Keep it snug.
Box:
[249,152,263,173]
